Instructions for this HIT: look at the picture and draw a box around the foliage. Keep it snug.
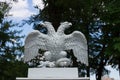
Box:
[29,0,92,77]
[28,0,120,79]
[0,1,28,80]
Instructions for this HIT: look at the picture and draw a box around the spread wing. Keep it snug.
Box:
[64,31,88,66]
[24,30,47,62]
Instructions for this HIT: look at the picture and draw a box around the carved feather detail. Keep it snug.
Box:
[24,21,88,66]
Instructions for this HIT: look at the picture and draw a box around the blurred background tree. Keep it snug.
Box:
[0,1,28,80]
[28,0,120,80]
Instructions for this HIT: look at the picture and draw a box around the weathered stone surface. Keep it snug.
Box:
[24,22,88,67]
[16,78,90,80]
[16,68,89,80]
[28,68,78,78]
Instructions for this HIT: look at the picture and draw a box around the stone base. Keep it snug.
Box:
[16,68,89,80]
[16,77,90,80]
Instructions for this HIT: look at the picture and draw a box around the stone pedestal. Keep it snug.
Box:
[16,68,89,80]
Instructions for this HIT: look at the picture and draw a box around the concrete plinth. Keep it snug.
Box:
[16,68,89,80]
[16,77,90,80]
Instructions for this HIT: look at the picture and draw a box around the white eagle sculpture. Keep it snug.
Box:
[24,21,88,67]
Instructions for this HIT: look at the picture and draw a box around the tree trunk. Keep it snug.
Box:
[96,59,104,80]
[86,66,90,77]
[96,44,106,80]
[119,58,120,76]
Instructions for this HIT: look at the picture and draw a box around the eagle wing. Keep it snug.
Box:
[24,30,47,62]
[64,31,88,66]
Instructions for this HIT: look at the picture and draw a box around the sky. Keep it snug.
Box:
[0,0,120,80]
[1,0,44,36]
[7,0,44,36]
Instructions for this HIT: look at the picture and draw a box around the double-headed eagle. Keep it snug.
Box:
[24,22,88,66]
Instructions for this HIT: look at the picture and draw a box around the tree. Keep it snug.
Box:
[88,0,120,79]
[0,2,28,80]
[29,0,120,80]
[29,0,92,77]
[101,0,120,76]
